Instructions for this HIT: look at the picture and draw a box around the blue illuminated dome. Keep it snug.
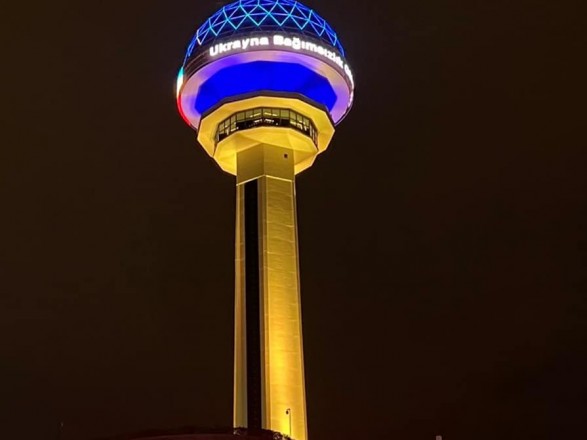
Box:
[177,0,354,129]
[187,0,345,57]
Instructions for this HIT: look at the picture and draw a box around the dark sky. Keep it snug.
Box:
[1,0,584,439]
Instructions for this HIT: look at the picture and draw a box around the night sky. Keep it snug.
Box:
[2,0,585,439]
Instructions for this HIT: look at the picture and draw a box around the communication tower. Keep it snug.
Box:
[176,2,354,439]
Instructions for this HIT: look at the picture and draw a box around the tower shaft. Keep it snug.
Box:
[234,144,307,440]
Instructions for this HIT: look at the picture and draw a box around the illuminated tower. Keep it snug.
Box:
[176,2,354,439]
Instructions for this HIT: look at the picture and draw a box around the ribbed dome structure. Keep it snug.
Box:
[186,0,345,57]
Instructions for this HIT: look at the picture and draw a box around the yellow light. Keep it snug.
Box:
[203,97,335,440]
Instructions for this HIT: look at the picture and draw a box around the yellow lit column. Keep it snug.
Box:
[234,143,307,440]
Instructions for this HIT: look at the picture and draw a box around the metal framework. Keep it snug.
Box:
[187,0,345,57]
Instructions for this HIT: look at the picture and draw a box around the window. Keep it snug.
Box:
[215,107,318,146]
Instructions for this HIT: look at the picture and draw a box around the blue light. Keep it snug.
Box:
[188,0,345,58]
[194,60,337,116]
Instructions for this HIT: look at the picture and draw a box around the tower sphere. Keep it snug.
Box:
[177,0,354,174]
[191,0,346,55]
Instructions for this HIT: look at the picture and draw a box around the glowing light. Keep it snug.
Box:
[208,34,354,87]
[176,67,184,98]
[194,61,337,116]
[178,49,353,127]
[188,0,345,57]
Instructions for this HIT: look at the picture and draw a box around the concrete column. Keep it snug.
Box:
[234,144,307,440]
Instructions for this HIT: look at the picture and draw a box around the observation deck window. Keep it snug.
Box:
[215,107,318,146]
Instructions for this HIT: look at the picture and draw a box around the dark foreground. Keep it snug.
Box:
[101,428,291,440]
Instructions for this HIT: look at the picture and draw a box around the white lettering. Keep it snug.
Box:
[208,33,355,88]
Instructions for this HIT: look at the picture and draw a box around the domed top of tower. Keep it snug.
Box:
[177,0,354,143]
[187,0,345,57]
